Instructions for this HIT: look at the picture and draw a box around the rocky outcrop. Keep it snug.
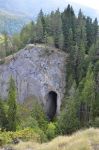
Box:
[0,44,67,116]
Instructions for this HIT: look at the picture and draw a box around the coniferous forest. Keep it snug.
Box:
[0,4,99,148]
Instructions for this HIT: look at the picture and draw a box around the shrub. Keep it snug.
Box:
[46,122,56,140]
[31,100,48,132]
[0,128,40,146]
[57,99,80,135]
[34,128,47,143]
[93,117,99,127]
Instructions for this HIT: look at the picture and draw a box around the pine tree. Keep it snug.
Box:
[79,64,95,126]
[62,5,76,51]
[36,14,44,43]
[40,10,46,37]
[86,17,93,52]
[7,76,17,131]
[93,18,98,43]
[54,9,63,49]
[75,9,87,49]
[89,41,99,118]
[44,10,63,48]
[36,9,46,43]
[0,98,8,130]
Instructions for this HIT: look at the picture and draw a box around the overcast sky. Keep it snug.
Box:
[68,0,99,10]
[43,0,99,21]
[68,0,99,13]
[0,0,99,20]
[53,0,99,20]
[53,0,99,14]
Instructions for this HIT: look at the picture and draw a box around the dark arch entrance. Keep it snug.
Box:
[46,91,57,121]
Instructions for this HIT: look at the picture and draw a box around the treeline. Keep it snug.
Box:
[0,5,98,61]
[19,5,99,132]
[20,6,98,51]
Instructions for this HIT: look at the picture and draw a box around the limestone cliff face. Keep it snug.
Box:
[0,45,67,116]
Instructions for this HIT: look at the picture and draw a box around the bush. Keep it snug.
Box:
[31,100,48,132]
[93,117,99,127]
[57,99,80,135]
[17,97,48,132]
[0,128,40,146]
[34,128,47,143]
[46,122,56,140]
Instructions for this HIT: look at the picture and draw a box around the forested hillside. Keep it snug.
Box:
[0,10,30,34]
[0,4,99,148]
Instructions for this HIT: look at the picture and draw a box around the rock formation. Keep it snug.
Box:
[0,44,67,119]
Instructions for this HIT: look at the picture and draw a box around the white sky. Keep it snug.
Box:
[68,0,99,12]
[48,0,99,17]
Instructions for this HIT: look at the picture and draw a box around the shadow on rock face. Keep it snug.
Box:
[46,91,57,121]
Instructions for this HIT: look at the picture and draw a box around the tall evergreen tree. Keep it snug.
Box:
[80,65,95,125]
[7,76,17,131]
[39,10,46,33]
[93,18,98,43]
[0,98,8,130]
[50,9,63,49]
[36,13,44,43]
[89,41,99,118]
[75,9,87,48]
[86,17,98,53]
[62,5,76,51]
[36,9,46,43]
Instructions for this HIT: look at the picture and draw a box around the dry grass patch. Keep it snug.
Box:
[11,128,99,150]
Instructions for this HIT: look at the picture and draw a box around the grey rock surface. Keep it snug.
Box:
[0,44,67,114]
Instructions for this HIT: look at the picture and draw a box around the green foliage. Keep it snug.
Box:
[34,128,47,143]
[7,76,17,131]
[0,128,40,146]
[88,41,99,118]
[16,96,48,141]
[12,34,23,51]
[57,99,80,135]
[0,5,99,145]
[31,100,48,132]
[62,5,76,50]
[46,122,56,140]
[0,99,8,130]
[81,66,95,103]
[47,36,54,47]
[93,117,99,127]
[50,9,63,49]
[58,62,97,135]
[16,100,37,130]
[78,65,95,126]
[20,21,35,46]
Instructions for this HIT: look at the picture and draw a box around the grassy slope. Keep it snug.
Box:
[12,128,99,150]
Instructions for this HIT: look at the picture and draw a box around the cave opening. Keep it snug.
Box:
[46,91,57,121]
